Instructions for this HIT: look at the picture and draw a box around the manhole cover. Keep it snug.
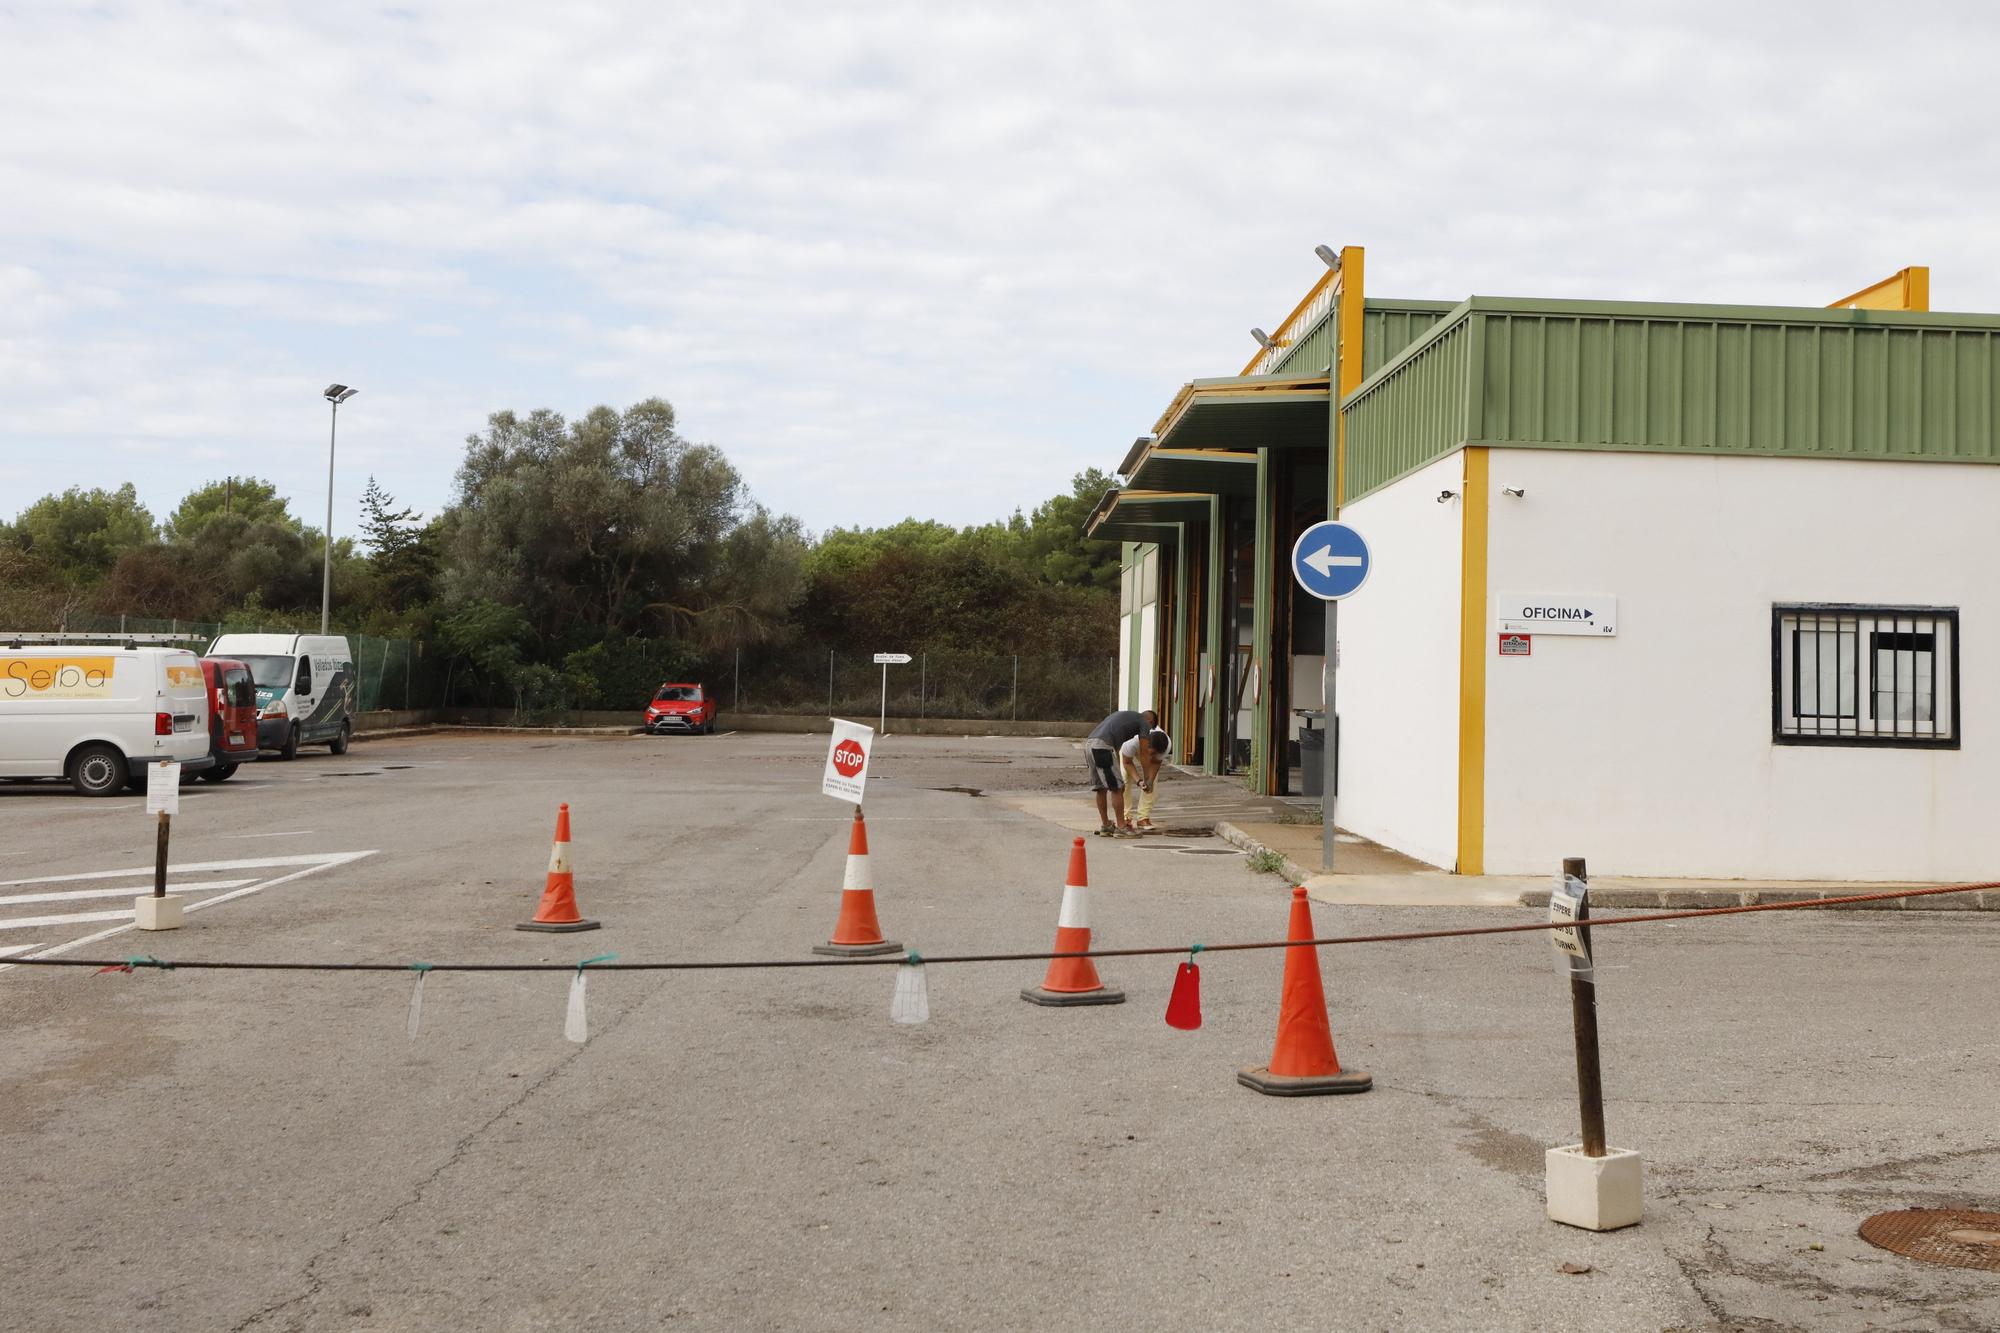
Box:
[1859,1209,2000,1271]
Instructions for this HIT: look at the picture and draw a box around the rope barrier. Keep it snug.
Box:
[4,879,1991,975]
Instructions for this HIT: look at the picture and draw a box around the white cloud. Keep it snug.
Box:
[4,0,2000,534]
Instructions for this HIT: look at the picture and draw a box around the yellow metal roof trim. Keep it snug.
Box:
[1828,266,1929,312]
[1240,267,1340,377]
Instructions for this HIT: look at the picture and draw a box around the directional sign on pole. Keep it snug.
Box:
[872,653,912,665]
[1290,520,1371,601]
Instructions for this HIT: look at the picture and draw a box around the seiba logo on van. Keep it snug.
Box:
[1,655,115,699]
[165,664,203,689]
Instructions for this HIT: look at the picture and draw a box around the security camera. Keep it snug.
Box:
[1502,486,1526,498]
[1436,489,1458,503]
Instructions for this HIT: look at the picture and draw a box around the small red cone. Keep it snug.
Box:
[813,808,901,957]
[1237,887,1369,1095]
[1165,961,1202,1030]
[518,803,601,933]
[1022,838,1124,1006]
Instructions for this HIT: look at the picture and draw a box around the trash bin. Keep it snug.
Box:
[1299,724,1324,799]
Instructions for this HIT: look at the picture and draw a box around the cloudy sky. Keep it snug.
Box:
[3,1,1997,539]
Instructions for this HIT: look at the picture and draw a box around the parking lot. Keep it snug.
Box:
[2,731,1997,1331]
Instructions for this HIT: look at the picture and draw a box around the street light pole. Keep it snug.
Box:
[321,384,357,634]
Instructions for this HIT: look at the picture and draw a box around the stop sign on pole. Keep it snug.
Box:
[822,718,874,804]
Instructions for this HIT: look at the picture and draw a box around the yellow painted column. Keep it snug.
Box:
[1455,448,1490,876]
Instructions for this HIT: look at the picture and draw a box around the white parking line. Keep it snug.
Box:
[0,854,361,889]
[227,830,315,839]
[0,851,376,971]
[0,942,49,958]
[3,910,133,931]
[0,879,256,907]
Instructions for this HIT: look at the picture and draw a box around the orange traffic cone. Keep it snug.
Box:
[1237,886,1370,1095]
[1022,837,1124,1006]
[517,803,601,933]
[812,808,901,957]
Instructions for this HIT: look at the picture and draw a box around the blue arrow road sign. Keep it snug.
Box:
[1290,520,1371,600]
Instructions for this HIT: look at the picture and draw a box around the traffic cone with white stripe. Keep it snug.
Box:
[1237,887,1369,1095]
[517,803,601,933]
[1021,837,1125,1006]
[813,807,901,957]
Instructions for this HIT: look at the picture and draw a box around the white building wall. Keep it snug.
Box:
[1335,451,1467,870]
[1482,450,2000,881]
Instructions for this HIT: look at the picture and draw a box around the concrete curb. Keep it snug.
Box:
[1516,886,2000,912]
[1214,821,1315,884]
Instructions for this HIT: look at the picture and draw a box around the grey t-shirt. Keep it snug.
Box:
[1088,710,1145,749]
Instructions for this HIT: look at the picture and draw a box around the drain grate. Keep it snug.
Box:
[1859,1208,2000,1271]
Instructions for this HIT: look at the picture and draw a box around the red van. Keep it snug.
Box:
[199,657,260,781]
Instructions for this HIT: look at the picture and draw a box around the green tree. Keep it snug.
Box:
[358,477,439,613]
[7,484,157,578]
[444,398,802,646]
[163,477,299,542]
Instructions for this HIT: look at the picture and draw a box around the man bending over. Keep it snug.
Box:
[1083,707,1157,836]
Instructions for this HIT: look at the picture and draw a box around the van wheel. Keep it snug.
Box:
[279,725,300,761]
[329,722,351,755]
[201,763,238,783]
[68,745,129,797]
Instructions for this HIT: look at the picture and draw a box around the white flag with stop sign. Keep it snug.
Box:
[822,718,874,804]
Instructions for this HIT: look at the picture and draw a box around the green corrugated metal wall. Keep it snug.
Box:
[1266,300,1454,379]
[1344,299,2000,502]
[1344,317,1472,498]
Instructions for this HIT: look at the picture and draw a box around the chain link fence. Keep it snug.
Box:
[8,614,1118,723]
[704,647,1117,723]
[26,613,432,712]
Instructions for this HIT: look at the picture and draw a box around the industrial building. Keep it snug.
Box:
[1088,253,1994,880]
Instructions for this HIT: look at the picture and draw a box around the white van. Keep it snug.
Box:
[0,643,216,795]
[206,633,357,760]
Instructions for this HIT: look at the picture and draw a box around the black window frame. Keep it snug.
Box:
[1771,604,1960,750]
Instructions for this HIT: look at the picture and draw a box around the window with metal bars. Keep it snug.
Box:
[1772,606,1959,748]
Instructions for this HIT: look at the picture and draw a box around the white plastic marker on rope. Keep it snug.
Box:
[406,965,431,1040]
[566,954,617,1043]
[890,951,930,1024]
[565,974,588,1043]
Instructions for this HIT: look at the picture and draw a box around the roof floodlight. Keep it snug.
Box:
[1251,328,1275,349]
[1315,244,1342,270]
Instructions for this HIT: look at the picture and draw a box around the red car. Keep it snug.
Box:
[644,683,717,735]
[199,657,261,781]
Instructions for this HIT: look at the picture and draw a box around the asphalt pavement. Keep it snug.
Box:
[1,732,1995,1331]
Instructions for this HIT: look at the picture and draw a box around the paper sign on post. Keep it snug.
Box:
[145,761,181,816]
[822,719,874,804]
[1549,874,1592,978]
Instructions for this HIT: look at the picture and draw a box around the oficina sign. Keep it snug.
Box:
[1494,594,1618,637]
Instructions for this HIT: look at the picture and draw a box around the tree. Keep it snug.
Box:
[163,478,299,542]
[444,398,798,647]
[7,484,157,579]
[358,477,439,613]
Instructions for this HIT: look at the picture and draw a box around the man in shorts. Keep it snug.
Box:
[1119,728,1171,832]
[1084,707,1157,835]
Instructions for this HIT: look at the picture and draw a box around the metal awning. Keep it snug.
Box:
[1084,490,1210,542]
[1124,447,1258,497]
[1150,373,1331,454]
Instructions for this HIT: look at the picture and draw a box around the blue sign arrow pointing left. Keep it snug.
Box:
[1289,520,1371,601]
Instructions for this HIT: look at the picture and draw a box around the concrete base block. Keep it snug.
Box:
[1020,985,1125,1007]
[1546,1145,1643,1230]
[133,895,184,931]
[1236,1065,1373,1096]
[812,939,902,957]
